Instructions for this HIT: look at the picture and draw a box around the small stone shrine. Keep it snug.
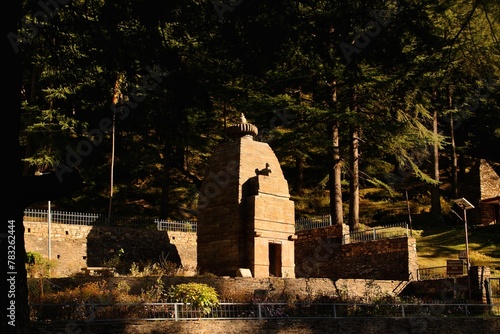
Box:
[459,159,500,225]
[197,114,296,278]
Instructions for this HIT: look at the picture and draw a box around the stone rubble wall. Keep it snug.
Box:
[295,226,418,281]
[23,221,197,277]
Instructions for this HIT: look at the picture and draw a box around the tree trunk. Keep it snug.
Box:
[293,156,304,195]
[329,121,344,225]
[349,126,360,231]
[448,86,458,199]
[458,126,466,184]
[160,145,172,219]
[431,109,442,218]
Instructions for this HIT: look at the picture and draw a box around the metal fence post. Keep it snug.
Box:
[174,303,179,321]
[373,228,376,240]
[333,304,337,319]
[401,304,405,317]
[258,304,262,319]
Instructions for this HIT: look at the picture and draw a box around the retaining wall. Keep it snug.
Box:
[32,318,500,334]
[23,221,197,277]
[295,225,418,280]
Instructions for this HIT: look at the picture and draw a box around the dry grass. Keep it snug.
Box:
[415,225,500,277]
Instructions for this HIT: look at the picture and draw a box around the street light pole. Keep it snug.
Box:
[48,200,51,260]
[463,207,470,271]
[452,197,475,299]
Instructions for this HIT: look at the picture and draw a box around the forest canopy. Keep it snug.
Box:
[16,0,500,224]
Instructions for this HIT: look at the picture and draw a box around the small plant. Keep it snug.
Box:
[158,252,180,276]
[167,283,219,315]
[102,247,124,269]
[115,280,131,295]
[26,251,56,302]
[26,251,55,278]
[129,261,165,277]
[140,276,166,302]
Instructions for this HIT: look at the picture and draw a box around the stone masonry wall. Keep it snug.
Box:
[295,226,418,281]
[23,221,197,277]
[36,276,403,302]
[33,318,500,334]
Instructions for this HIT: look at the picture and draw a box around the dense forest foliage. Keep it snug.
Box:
[17,0,500,226]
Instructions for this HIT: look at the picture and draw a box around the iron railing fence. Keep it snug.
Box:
[490,278,500,298]
[29,302,500,323]
[417,266,453,281]
[342,222,409,244]
[416,263,471,281]
[24,209,103,226]
[23,209,196,232]
[155,219,197,232]
[24,209,408,242]
[295,215,332,231]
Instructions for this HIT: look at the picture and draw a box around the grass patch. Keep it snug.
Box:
[294,185,500,277]
[415,224,500,277]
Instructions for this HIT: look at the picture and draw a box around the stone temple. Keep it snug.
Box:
[197,114,296,278]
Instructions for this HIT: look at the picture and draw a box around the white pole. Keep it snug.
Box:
[48,201,51,260]
[464,208,471,298]
[108,111,116,223]
[464,208,470,270]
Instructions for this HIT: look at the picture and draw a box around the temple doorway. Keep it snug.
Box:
[269,243,282,277]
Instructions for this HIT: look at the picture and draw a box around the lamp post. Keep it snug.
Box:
[452,197,475,298]
[48,200,51,260]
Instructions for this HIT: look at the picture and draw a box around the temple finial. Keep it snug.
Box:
[225,112,258,139]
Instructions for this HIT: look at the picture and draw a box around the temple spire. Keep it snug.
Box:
[226,112,258,139]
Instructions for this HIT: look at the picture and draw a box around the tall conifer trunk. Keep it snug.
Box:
[293,156,304,195]
[431,108,442,218]
[348,85,360,231]
[160,145,172,219]
[329,121,344,225]
[328,81,343,226]
[349,126,360,231]
[448,86,458,198]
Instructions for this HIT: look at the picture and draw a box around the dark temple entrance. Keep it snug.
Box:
[269,243,282,277]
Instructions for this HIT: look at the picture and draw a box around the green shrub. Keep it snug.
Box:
[167,283,219,315]
[129,261,166,277]
[25,251,55,278]
[140,276,166,302]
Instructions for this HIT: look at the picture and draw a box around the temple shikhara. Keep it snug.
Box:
[197,114,296,278]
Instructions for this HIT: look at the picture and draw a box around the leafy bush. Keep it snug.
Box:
[140,276,166,302]
[26,251,55,278]
[167,283,219,315]
[129,261,166,277]
[102,247,124,269]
